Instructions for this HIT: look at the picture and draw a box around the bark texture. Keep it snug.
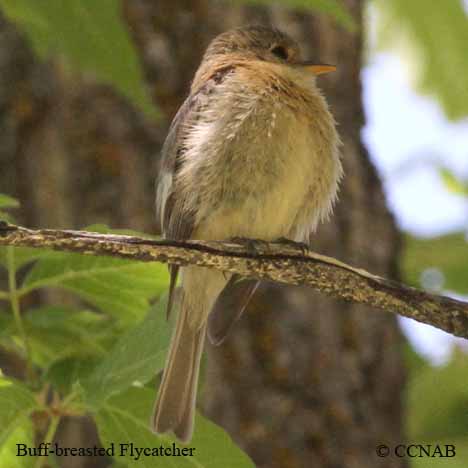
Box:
[0,1,406,467]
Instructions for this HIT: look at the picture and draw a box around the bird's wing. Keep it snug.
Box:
[207,274,260,345]
[155,96,194,319]
[155,95,195,238]
[155,68,234,318]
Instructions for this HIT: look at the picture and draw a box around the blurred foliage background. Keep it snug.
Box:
[0,0,467,467]
[372,0,468,465]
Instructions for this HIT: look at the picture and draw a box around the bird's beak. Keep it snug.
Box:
[298,62,336,75]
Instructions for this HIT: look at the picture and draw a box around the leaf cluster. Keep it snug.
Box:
[402,209,468,468]
[406,349,468,468]
[0,0,155,116]
[403,231,468,295]
[374,0,468,120]
[0,196,254,467]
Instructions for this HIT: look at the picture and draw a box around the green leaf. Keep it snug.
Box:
[407,351,468,441]
[402,232,468,294]
[0,378,38,448]
[0,0,155,116]
[375,0,468,120]
[0,194,19,210]
[22,306,116,367]
[46,355,101,395]
[20,251,169,322]
[439,168,468,197]
[0,246,52,273]
[85,298,171,405]
[95,386,254,467]
[0,418,35,468]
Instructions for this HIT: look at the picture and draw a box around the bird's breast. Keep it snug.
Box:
[185,95,339,241]
[178,77,339,240]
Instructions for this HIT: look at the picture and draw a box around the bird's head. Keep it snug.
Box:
[200,25,335,79]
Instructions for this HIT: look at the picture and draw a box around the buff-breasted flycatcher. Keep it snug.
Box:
[153,25,342,442]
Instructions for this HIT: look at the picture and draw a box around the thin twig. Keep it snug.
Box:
[1,221,467,339]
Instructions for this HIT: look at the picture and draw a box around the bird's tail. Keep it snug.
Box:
[152,292,206,443]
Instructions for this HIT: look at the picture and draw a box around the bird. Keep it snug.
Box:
[153,24,342,443]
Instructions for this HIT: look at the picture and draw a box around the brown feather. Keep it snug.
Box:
[166,265,179,320]
[207,275,260,345]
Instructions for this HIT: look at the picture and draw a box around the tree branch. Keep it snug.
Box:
[1,221,467,339]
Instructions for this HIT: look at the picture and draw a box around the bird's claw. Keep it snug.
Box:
[229,237,271,254]
[273,237,309,256]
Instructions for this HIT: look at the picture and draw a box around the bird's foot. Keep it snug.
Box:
[229,237,271,255]
[272,237,309,256]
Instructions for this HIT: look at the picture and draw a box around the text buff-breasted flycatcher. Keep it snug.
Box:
[153,25,342,442]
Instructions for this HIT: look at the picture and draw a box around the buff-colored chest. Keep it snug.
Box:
[177,64,341,241]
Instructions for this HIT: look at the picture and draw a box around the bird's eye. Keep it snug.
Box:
[270,45,288,60]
